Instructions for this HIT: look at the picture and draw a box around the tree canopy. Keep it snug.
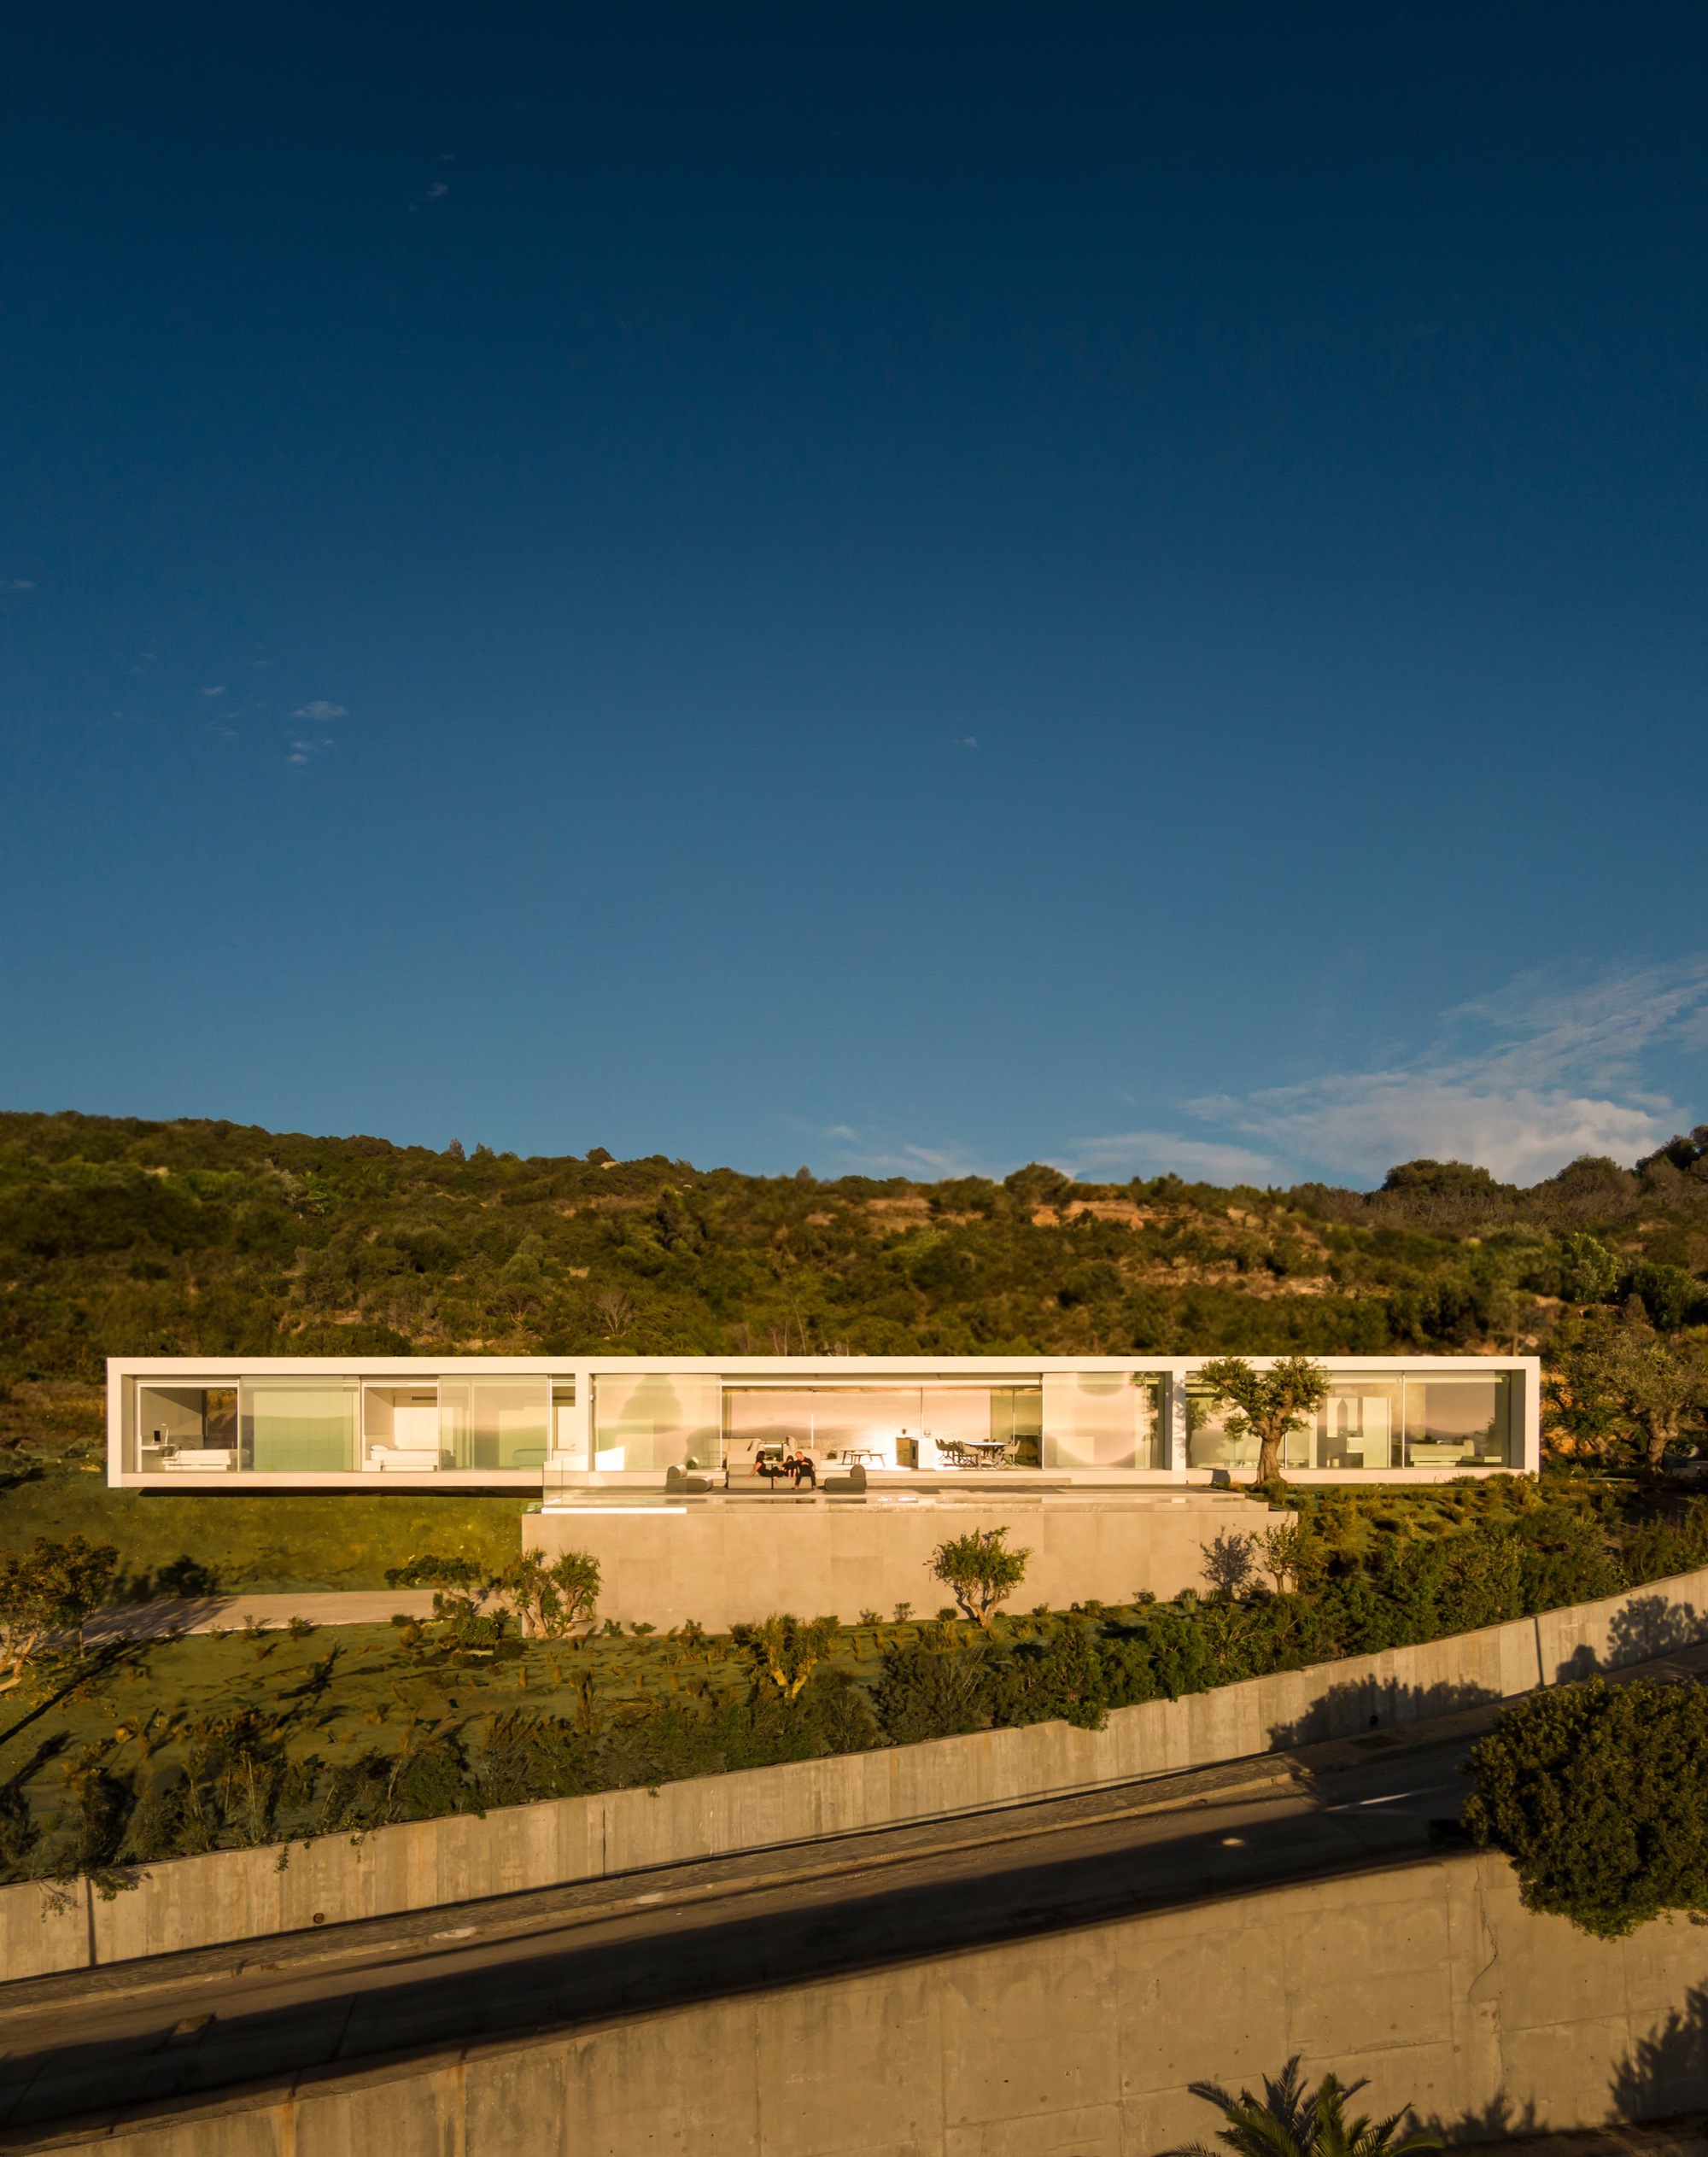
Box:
[1464,1678,1708,1937]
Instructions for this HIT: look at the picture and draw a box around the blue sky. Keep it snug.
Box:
[3,3,1707,1189]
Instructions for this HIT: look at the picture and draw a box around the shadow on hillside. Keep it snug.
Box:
[1266,1677,1500,1748]
[114,1557,223,1605]
[1611,1984,1708,2122]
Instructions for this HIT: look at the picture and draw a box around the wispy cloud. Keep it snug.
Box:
[2,578,35,592]
[1064,1130,1278,1184]
[292,700,347,721]
[200,684,226,698]
[802,1120,995,1180]
[1184,959,1708,1186]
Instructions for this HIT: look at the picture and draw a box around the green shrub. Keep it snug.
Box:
[874,1632,992,1742]
[1464,1678,1708,1936]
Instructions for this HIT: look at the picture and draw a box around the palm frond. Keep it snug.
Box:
[1168,2059,1438,2157]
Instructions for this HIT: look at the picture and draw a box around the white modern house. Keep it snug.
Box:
[107,1353,1539,1490]
[107,1353,1541,1625]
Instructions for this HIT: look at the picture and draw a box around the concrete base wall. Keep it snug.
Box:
[523,1490,1282,1629]
[4,1566,1705,1986]
[27,1848,1708,2156]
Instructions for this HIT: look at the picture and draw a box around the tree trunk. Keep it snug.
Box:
[1257,1429,1282,1483]
[1647,1417,1678,1477]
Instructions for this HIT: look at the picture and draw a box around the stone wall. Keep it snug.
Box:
[28,1848,1708,2155]
[3,1566,1704,1986]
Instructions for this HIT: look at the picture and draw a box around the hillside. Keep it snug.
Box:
[3,1109,1707,1386]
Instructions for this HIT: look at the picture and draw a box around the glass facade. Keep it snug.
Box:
[240,1380,359,1473]
[362,1384,442,1472]
[1186,1371,1516,1471]
[722,1382,1047,1470]
[122,1362,1526,1479]
[439,1377,550,1470]
[137,1385,238,1470]
[593,1372,721,1471]
[1041,1372,1165,1470]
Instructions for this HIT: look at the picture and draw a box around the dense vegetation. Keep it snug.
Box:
[3,1109,1708,1384]
[8,1474,1706,1885]
[1465,1677,1708,1937]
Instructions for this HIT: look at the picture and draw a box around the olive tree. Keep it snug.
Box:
[1547,1305,1708,1475]
[1197,1356,1330,1486]
[928,1527,1030,1628]
[0,1536,119,1692]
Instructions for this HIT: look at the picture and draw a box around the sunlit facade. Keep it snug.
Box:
[108,1355,1540,1488]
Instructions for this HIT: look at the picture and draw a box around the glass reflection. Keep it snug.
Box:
[1186,1371,1515,1470]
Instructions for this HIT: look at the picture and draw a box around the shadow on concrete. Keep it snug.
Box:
[0,1770,1453,2135]
[1266,1679,1500,1748]
[1612,1984,1708,2123]
[1608,1599,1708,1669]
[1546,1599,1708,1688]
[1418,2090,1543,2145]
[81,1597,232,1646]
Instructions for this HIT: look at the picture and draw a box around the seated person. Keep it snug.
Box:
[782,1447,816,1488]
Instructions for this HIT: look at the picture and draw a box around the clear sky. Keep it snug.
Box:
[3,3,1707,1189]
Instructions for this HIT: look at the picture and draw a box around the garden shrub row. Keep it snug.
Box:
[18,1480,1708,1885]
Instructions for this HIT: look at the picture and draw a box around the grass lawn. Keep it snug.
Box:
[0,1385,532,1593]
[0,1607,902,1857]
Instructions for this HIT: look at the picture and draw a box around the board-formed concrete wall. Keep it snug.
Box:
[26,1847,1708,2157]
[522,1489,1280,1630]
[3,1566,1705,1985]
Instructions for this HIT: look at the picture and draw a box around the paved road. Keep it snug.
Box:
[0,1720,1482,2137]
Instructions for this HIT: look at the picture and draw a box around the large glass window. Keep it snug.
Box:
[1312,1380,1403,1470]
[1042,1373,1164,1469]
[137,1385,237,1471]
[1404,1375,1513,1467]
[362,1384,441,1472]
[1186,1370,1515,1470]
[722,1382,1046,1470]
[592,1373,719,1472]
[989,1385,1044,1469]
[240,1380,358,1472]
[439,1377,551,1470]
[724,1385,922,1469]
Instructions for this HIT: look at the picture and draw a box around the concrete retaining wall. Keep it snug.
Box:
[4,1565,1705,1986]
[523,1489,1281,1629]
[26,1846,1708,2155]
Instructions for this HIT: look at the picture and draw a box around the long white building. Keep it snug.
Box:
[108,1353,1540,1490]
